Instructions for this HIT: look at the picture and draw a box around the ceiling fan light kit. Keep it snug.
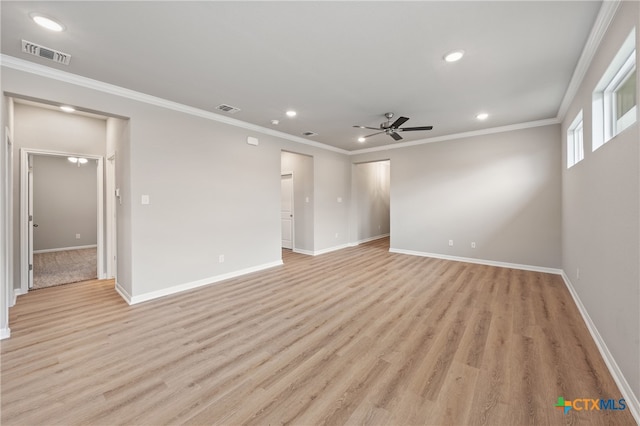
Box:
[353,112,433,142]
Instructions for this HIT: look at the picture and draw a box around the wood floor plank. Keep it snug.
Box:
[1,238,635,425]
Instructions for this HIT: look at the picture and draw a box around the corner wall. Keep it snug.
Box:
[560,0,639,406]
[0,64,351,303]
[352,124,562,269]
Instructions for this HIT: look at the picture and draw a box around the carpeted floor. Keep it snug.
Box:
[33,248,97,289]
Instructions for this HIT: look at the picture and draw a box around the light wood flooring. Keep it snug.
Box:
[2,238,634,425]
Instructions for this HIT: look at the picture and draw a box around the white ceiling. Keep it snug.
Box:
[1,1,602,151]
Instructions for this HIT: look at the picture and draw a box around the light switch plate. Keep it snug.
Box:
[141,195,150,205]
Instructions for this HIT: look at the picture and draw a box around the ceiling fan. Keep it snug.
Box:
[353,112,433,141]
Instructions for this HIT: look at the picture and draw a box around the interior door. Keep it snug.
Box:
[27,154,34,289]
[281,174,293,249]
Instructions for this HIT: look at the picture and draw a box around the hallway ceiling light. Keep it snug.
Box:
[476,112,489,120]
[60,105,75,113]
[358,137,366,143]
[286,110,297,117]
[30,13,65,32]
[68,157,88,165]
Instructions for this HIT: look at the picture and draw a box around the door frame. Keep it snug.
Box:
[281,172,294,250]
[20,148,106,293]
[2,127,13,337]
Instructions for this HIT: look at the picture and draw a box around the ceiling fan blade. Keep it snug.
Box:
[390,116,410,129]
[353,125,381,130]
[390,132,403,141]
[364,131,384,138]
[399,126,433,131]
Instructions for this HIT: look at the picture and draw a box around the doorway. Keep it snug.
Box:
[280,151,314,255]
[353,160,391,246]
[281,173,294,250]
[20,149,105,292]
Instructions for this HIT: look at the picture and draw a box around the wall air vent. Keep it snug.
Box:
[302,131,318,137]
[21,40,71,65]
[215,104,241,114]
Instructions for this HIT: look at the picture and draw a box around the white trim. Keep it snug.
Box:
[557,0,622,121]
[2,125,13,338]
[1,55,349,155]
[350,118,559,155]
[33,244,97,254]
[0,328,10,340]
[389,248,562,275]
[353,233,389,245]
[560,272,640,424]
[292,248,314,256]
[312,243,351,256]
[114,281,132,305]
[119,261,283,305]
[11,287,26,307]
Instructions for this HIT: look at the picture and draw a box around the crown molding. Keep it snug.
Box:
[349,118,560,156]
[0,55,349,155]
[556,0,622,121]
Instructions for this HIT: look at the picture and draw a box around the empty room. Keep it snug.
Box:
[0,1,638,425]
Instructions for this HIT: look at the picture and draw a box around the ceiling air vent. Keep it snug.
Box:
[21,40,71,65]
[215,104,241,114]
[302,131,318,137]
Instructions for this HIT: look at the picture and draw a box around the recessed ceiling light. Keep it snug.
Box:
[68,157,78,163]
[444,50,464,62]
[30,13,65,32]
[476,112,489,120]
[60,105,75,113]
[286,110,297,118]
[271,119,279,125]
[78,158,88,164]
[358,137,366,143]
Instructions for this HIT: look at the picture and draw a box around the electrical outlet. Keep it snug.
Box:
[449,240,453,246]
[76,234,81,239]
[471,242,476,249]
[335,233,339,238]
[219,255,225,263]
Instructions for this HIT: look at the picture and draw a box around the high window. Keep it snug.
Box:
[593,28,636,151]
[567,110,584,168]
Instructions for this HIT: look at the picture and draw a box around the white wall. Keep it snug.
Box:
[561,1,639,404]
[353,160,390,242]
[281,151,314,252]
[0,65,352,302]
[353,124,562,269]
[32,155,98,251]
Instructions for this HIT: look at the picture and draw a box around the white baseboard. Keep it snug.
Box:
[11,287,26,306]
[351,233,390,246]
[34,244,97,254]
[114,281,132,305]
[121,260,283,305]
[389,248,563,275]
[312,243,351,256]
[293,248,314,256]
[560,272,640,424]
[0,327,10,340]
[294,236,389,256]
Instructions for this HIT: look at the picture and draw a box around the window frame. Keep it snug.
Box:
[592,28,636,151]
[567,110,584,169]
